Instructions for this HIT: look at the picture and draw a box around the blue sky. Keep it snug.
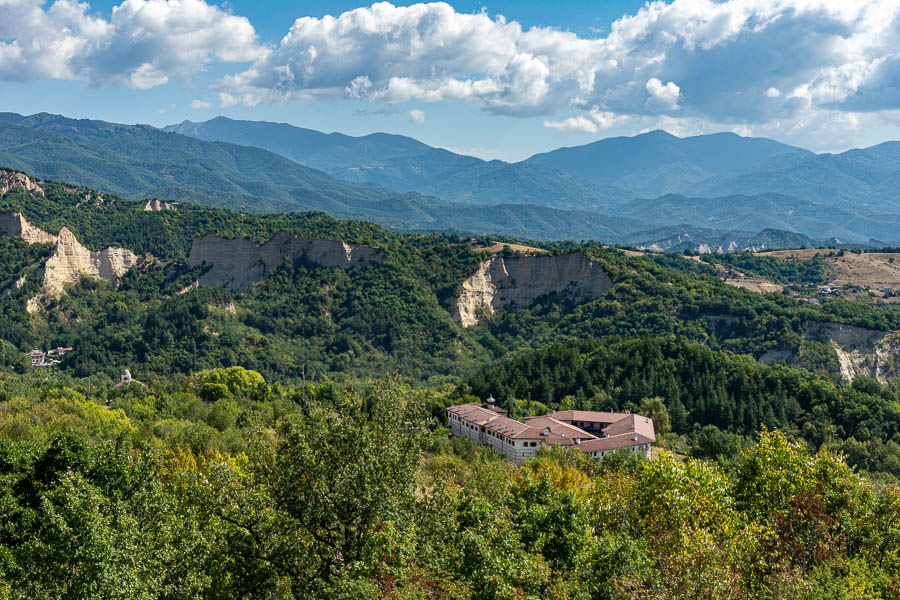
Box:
[2,1,900,161]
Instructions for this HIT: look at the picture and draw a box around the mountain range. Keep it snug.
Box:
[167,116,900,243]
[3,111,900,248]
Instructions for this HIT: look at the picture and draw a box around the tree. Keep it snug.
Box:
[640,396,671,435]
[194,378,427,597]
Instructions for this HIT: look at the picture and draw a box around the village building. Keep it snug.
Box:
[446,402,655,464]
[24,346,72,367]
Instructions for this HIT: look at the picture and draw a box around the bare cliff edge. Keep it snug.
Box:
[0,170,44,197]
[0,212,137,310]
[451,252,614,327]
[0,212,57,244]
[41,227,137,297]
[187,232,386,291]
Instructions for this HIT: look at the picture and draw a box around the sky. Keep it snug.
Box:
[2,0,900,161]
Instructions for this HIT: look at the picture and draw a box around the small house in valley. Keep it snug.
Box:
[446,403,655,464]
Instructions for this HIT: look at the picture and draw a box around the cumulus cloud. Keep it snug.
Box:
[219,0,900,129]
[544,106,628,133]
[190,99,212,109]
[409,108,425,124]
[645,78,681,112]
[0,0,265,88]
[544,115,598,133]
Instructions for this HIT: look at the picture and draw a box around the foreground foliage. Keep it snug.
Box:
[0,373,898,599]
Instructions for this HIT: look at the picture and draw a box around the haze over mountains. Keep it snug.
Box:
[168,116,900,244]
[4,111,900,248]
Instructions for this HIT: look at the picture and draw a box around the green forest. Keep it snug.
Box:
[1,173,900,597]
[0,371,898,599]
[4,178,900,385]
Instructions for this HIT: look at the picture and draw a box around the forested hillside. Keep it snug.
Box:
[3,170,900,386]
[0,372,898,598]
[0,115,639,241]
[1,169,900,597]
[462,337,900,480]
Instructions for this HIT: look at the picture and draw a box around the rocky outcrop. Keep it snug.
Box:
[450,252,613,327]
[187,232,386,291]
[0,212,57,244]
[0,170,44,197]
[752,319,900,383]
[40,227,138,298]
[804,321,900,383]
[144,199,175,211]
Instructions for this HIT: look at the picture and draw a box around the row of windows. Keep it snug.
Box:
[455,417,542,449]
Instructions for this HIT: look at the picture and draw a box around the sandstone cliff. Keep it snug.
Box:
[40,227,138,298]
[749,319,900,383]
[804,321,900,384]
[0,212,57,244]
[0,170,44,197]
[144,199,175,211]
[451,252,613,327]
[187,232,386,291]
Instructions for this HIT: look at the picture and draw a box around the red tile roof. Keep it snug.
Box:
[578,433,655,453]
[548,410,625,424]
[522,416,598,441]
[447,403,655,454]
[602,413,656,442]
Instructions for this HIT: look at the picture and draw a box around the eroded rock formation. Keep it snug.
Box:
[451,252,613,327]
[0,212,57,244]
[750,319,900,384]
[0,170,44,197]
[187,232,386,291]
[144,199,175,211]
[40,227,138,298]
[804,321,900,384]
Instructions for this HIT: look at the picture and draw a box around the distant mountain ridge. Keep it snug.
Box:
[0,113,642,241]
[165,116,632,211]
[525,129,811,197]
[167,117,900,243]
[5,111,900,249]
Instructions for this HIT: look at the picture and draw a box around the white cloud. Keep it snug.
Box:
[0,0,265,88]
[219,0,900,134]
[545,106,627,133]
[409,108,425,124]
[645,78,681,112]
[3,0,900,151]
[588,108,627,129]
[190,99,212,109]
[544,115,598,133]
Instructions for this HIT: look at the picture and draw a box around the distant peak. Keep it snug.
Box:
[640,129,678,138]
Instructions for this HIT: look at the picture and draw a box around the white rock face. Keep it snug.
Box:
[754,320,900,384]
[0,170,44,197]
[41,227,138,297]
[805,321,900,384]
[187,232,386,291]
[451,252,613,327]
[144,199,175,211]
[0,212,57,244]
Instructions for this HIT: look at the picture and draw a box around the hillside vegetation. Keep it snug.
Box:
[1,168,900,597]
[0,372,898,599]
[4,172,900,386]
[0,114,639,241]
